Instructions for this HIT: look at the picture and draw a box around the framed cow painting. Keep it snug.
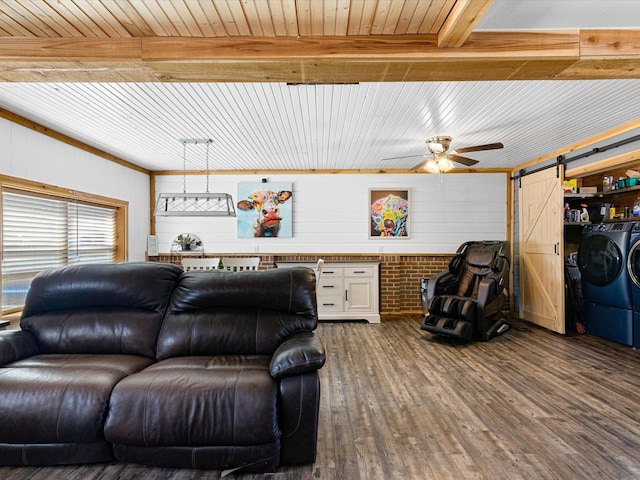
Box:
[369,189,409,238]
[236,182,293,238]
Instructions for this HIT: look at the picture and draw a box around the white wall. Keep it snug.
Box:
[155,172,508,254]
[0,118,150,261]
[0,117,508,257]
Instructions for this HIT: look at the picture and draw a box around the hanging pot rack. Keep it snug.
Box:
[154,138,236,217]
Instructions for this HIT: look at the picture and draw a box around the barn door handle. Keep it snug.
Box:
[554,242,560,255]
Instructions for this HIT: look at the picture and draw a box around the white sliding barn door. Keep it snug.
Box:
[518,167,565,334]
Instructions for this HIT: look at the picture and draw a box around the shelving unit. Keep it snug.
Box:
[565,165,640,222]
[564,185,640,223]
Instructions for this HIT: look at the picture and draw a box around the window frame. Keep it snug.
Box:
[0,174,128,314]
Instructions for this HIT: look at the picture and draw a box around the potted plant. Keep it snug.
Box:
[175,234,195,251]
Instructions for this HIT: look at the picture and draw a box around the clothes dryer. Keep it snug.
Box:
[578,222,634,346]
[626,222,640,348]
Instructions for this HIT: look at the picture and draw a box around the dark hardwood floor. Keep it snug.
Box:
[1,316,639,479]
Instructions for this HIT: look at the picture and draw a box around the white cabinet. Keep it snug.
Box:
[277,261,380,323]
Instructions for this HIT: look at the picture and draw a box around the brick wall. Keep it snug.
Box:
[150,253,454,316]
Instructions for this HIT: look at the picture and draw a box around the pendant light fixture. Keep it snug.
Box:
[154,138,236,217]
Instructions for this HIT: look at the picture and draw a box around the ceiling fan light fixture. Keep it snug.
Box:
[426,136,452,154]
[439,157,454,172]
[425,159,440,174]
[424,157,454,174]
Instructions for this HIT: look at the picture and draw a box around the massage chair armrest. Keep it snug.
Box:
[0,329,39,366]
[270,331,326,380]
[476,258,509,308]
[425,271,458,304]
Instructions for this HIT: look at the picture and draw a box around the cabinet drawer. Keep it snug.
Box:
[317,296,344,312]
[319,266,343,278]
[318,277,343,290]
[344,266,374,277]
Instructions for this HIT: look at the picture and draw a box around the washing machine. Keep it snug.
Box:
[626,222,640,348]
[578,222,635,346]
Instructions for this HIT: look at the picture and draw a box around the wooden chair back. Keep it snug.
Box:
[182,258,221,271]
[220,257,261,271]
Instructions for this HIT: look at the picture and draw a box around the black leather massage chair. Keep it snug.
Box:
[420,240,510,341]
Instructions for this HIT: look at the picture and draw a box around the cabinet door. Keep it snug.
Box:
[519,167,565,333]
[344,266,375,313]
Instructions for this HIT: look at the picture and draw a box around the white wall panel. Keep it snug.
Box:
[0,114,507,259]
[0,118,150,261]
[154,172,508,255]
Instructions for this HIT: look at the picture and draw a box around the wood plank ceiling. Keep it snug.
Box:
[0,0,469,38]
[1,0,640,173]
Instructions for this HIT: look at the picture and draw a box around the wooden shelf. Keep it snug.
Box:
[567,184,640,198]
[603,217,639,222]
[603,184,640,196]
[564,193,597,198]
[565,218,639,225]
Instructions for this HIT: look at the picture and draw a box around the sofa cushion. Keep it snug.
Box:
[0,354,153,444]
[104,356,280,447]
[4,353,154,374]
[21,262,182,358]
[157,267,317,359]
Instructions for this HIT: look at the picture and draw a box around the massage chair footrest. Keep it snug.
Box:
[420,315,473,340]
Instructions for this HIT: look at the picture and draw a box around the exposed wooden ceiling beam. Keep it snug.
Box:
[0,29,639,83]
[437,0,494,47]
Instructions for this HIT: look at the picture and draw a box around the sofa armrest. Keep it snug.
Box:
[0,329,39,366]
[270,331,325,380]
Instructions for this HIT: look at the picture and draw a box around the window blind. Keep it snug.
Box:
[2,191,116,311]
[68,202,116,264]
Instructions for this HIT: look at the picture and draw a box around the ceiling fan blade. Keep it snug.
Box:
[409,158,429,171]
[381,154,427,161]
[454,142,504,154]
[448,154,479,166]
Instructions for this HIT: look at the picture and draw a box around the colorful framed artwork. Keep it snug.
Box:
[236,182,293,238]
[369,189,409,238]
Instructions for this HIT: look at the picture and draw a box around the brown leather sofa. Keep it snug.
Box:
[0,262,325,473]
